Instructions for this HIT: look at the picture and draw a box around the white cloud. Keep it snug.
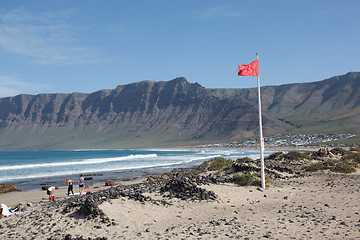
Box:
[0,75,49,97]
[196,6,244,20]
[0,8,100,65]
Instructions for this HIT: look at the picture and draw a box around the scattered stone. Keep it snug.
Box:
[64,234,72,240]
[105,181,115,186]
[161,172,174,180]
[147,176,161,182]
[0,183,17,193]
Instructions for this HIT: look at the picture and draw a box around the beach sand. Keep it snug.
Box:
[0,186,100,206]
[1,170,359,239]
[0,177,147,206]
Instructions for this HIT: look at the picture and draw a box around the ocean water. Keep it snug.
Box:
[0,149,273,190]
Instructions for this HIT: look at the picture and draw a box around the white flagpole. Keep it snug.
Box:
[256,53,266,189]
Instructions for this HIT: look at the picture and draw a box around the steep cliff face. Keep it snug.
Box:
[0,92,88,126]
[265,72,360,119]
[211,72,360,133]
[1,73,358,150]
[0,77,291,149]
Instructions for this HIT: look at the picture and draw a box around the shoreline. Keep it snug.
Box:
[0,167,166,207]
[0,146,319,206]
[0,147,279,191]
[1,146,360,239]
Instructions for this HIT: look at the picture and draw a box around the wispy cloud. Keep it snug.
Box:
[0,8,100,65]
[0,75,49,97]
[195,6,244,20]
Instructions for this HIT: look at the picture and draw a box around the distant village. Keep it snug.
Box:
[204,134,356,148]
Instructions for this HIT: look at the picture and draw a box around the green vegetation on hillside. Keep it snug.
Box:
[187,157,274,188]
[233,173,273,187]
[190,157,233,175]
[304,147,360,173]
[266,151,311,161]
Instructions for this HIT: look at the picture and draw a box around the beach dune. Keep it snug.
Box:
[0,172,359,239]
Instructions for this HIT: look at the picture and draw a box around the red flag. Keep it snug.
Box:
[238,59,259,77]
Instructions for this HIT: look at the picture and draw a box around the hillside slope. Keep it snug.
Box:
[211,72,360,134]
[0,77,291,150]
[0,73,358,150]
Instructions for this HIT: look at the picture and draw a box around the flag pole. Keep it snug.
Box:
[256,53,266,189]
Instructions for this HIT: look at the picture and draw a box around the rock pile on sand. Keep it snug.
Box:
[64,175,220,221]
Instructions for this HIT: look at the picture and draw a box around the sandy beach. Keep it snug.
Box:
[100,173,360,239]
[0,176,147,206]
[1,148,360,239]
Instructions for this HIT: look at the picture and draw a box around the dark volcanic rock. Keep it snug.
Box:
[0,183,17,193]
[58,175,220,220]
[160,177,217,201]
[104,180,115,187]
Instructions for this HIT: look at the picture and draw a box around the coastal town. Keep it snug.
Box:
[204,133,356,148]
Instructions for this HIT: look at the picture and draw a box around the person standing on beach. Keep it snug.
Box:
[78,174,85,195]
[65,178,74,196]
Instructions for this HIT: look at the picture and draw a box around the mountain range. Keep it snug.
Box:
[0,72,358,150]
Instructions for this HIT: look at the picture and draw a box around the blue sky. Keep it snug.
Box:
[0,0,359,97]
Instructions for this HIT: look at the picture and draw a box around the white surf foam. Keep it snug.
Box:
[0,154,158,171]
[0,154,221,183]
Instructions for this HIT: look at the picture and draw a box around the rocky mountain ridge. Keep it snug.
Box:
[0,73,358,150]
[211,72,360,133]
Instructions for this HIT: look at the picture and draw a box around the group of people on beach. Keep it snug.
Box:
[47,174,85,200]
[65,174,85,196]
